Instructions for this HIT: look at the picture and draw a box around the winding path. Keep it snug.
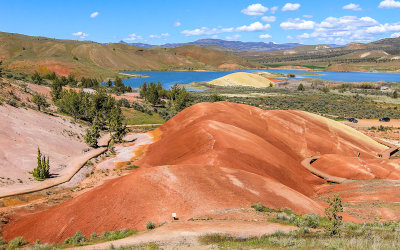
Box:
[300,138,399,184]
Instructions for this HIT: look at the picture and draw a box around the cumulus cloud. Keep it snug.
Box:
[261,16,276,22]
[181,27,234,36]
[282,3,300,11]
[241,3,268,16]
[226,34,241,40]
[90,12,99,18]
[379,0,400,8]
[124,33,143,41]
[72,31,88,39]
[173,21,181,27]
[270,6,279,14]
[280,18,315,30]
[343,3,362,11]
[149,33,170,39]
[259,34,272,39]
[236,22,271,32]
[291,16,387,44]
[391,32,400,37]
[303,15,313,18]
[181,22,270,36]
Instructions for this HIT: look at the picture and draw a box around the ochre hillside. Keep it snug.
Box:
[209,72,275,88]
[3,102,396,243]
[0,32,260,78]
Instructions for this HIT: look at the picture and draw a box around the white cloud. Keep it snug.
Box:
[303,15,313,18]
[124,33,143,41]
[173,21,181,27]
[181,22,270,36]
[270,6,279,14]
[391,32,400,37]
[181,27,234,36]
[343,3,362,11]
[379,0,400,8]
[261,16,276,22]
[241,3,268,16]
[295,16,386,44]
[211,35,218,39]
[282,3,300,11]
[149,33,170,39]
[226,34,241,40]
[236,22,271,32]
[280,18,315,30]
[297,33,311,39]
[72,31,88,39]
[259,34,272,39]
[90,12,99,18]
[286,35,293,39]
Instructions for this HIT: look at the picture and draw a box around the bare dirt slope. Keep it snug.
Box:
[209,72,275,88]
[0,104,88,191]
[2,102,393,243]
[0,32,260,78]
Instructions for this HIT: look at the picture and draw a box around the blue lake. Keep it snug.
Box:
[123,69,400,89]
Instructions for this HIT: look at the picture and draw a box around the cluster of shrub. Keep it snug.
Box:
[139,82,191,112]
[106,77,132,94]
[51,88,126,147]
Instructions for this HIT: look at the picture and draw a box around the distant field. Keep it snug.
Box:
[122,108,165,125]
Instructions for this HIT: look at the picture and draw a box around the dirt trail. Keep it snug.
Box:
[72,221,296,250]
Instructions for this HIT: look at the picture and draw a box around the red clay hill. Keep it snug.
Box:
[2,102,398,243]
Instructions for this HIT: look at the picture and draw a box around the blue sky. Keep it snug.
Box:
[1,0,400,45]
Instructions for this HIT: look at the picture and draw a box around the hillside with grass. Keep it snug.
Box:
[0,32,260,79]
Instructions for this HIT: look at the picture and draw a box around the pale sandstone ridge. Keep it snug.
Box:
[3,102,397,243]
[209,72,275,88]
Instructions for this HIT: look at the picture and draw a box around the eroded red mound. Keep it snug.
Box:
[2,102,389,243]
[313,154,400,180]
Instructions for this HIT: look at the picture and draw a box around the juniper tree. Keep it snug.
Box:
[324,194,343,235]
[109,105,126,143]
[32,93,49,111]
[33,147,50,180]
[84,116,101,147]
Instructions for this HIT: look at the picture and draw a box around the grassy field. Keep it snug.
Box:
[122,108,165,125]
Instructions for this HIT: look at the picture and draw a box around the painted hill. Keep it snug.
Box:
[3,102,393,243]
[208,72,275,88]
[0,32,260,79]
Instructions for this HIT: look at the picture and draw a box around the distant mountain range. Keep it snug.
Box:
[119,39,306,52]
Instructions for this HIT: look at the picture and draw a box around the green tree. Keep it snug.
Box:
[324,194,343,235]
[109,105,126,142]
[32,93,49,111]
[139,82,148,99]
[146,82,161,106]
[51,80,63,101]
[297,83,305,91]
[173,87,191,112]
[31,71,44,84]
[84,116,101,147]
[393,90,398,99]
[107,79,113,87]
[33,147,50,180]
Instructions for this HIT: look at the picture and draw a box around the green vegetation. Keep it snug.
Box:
[122,108,164,125]
[325,194,343,235]
[146,221,155,230]
[200,198,400,249]
[297,83,305,91]
[7,236,27,249]
[33,147,50,180]
[32,93,49,111]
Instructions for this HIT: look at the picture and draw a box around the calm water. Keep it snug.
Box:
[123,69,400,89]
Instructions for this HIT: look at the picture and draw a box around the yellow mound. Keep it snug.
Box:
[209,72,275,88]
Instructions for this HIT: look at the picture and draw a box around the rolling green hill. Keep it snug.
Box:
[0,32,260,79]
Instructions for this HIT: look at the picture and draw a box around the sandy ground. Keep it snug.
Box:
[0,104,89,191]
[73,220,296,250]
[96,133,153,170]
[209,72,275,88]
